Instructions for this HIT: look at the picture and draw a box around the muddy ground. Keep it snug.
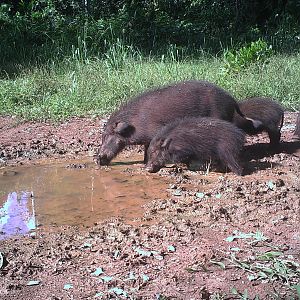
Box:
[0,113,300,300]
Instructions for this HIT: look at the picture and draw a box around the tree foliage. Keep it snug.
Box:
[0,0,299,64]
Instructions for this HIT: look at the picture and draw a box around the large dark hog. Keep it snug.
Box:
[146,117,245,175]
[295,112,300,138]
[233,97,284,146]
[97,80,259,165]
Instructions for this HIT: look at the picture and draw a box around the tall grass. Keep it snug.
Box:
[0,44,299,121]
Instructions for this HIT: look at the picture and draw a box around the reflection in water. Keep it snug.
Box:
[0,158,167,236]
[0,191,36,240]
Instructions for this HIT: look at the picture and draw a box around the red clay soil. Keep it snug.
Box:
[0,112,299,300]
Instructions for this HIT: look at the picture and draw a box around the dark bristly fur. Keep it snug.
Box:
[233,97,284,146]
[146,117,245,175]
[295,112,300,138]
[97,80,259,165]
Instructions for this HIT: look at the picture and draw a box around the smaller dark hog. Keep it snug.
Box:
[146,117,245,175]
[233,97,284,146]
[294,112,300,138]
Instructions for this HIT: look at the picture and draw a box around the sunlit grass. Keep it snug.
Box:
[0,49,299,121]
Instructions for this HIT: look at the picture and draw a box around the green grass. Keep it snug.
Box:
[0,50,299,121]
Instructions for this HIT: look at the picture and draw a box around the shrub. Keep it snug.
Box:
[223,39,274,73]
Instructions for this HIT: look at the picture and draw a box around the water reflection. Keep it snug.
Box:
[0,159,168,236]
[0,191,36,240]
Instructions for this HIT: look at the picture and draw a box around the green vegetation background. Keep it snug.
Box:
[0,0,299,120]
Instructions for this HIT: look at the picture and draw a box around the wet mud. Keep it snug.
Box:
[0,112,300,299]
[1,158,168,239]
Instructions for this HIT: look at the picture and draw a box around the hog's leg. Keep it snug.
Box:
[268,129,281,147]
[143,143,149,164]
[218,146,243,176]
[226,156,243,176]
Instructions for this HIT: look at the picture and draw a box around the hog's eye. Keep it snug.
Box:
[150,149,156,155]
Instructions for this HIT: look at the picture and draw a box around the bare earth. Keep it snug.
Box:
[0,112,299,300]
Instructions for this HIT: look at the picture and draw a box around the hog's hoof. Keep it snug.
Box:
[145,165,160,173]
[95,155,111,166]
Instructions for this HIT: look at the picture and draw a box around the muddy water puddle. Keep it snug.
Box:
[0,158,168,240]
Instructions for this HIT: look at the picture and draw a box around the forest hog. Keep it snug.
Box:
[233,97,284,146]
[294,112,300,138]
[97,80,261,165]
[145,117,245,175]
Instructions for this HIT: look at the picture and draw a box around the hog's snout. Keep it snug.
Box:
[96,153,112,166]
[145,164,161,173]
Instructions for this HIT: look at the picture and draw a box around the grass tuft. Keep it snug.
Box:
[0,49,299,121]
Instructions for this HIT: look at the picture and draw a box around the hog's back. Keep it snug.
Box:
[238,97,283,123]
[156,117,245,160]
[123,80,237,141]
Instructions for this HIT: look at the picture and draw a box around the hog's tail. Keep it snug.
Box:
[234,103,263,129]
[279,112,284,130]
[244,117,263,129]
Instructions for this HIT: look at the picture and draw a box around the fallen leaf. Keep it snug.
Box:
[63,283,73,290]
[113,250,120,259]
[172,189,182,196]
[100,276,113,283]
[91,267,104,276]
[230,247,241,252]
[215,193,222,199]
[167,245,176,252]
[195,192,205,198]
[267,181,275,190]
[127,271,136,280]
[27,280,41,286]
[210,260,225,270]
[109,287,128,297]
[141,274,150,282]
[247,274,257,281]
[95,292,104,298]
[81,242,92,248]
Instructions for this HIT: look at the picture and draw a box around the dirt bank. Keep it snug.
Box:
[0,112,299,299]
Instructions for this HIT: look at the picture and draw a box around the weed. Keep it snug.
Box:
[0,48,299,121]
[203,231,300,298]
[231,288,261,300]
[71,36,89,64]
[210,292,227,300]
[155,295,173,300]
[103,38,141,70]
[223,39,274,73]
[225,230,269,244]
[228,251,300,286]
[222,231,300,293]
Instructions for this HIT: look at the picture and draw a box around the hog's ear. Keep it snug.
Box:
[161,138,172,149]
[114,122,135,137]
